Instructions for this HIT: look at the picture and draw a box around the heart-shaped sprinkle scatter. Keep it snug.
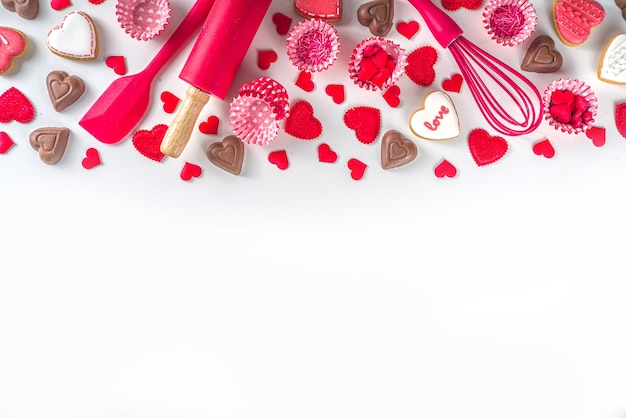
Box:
[294,0,342,21]
[160,91,180,113]
[532,139,555,158]
[258,49,278,70]
[441,0,482,11]
[598,34,626,84]
[180,162,202,181]
[553,0,605,46]
[0,87,35,124]
[206,135,245,175]
[46,70,85,112]
[318,143,338,163]
[0,27,28,75]
[585,126,606,147]
[468,128,508,166]
[383,85,401,108]
[615,102,626,139]
[396,20,419,39]
[199,116,219,135]
[357,0,394,37]
[88,0,104,4]
[29,127,70,165]
[344,106,381,144]
[325,84,345,104]
[0,131,15,154]
[50,0,71,10]
[434,159,457,178]
[47,11,98,60]
[2,0,39,19]
[347,158,367,180]
[296,71,315,92]
[381,129,417,170]
[82,147,101,169]
[521,34,563,73]
[105,55,126,75]
[406,45,438,86]
[410,91,459,140]
[132,124,167,162]
[268,150,289,170]
[442,73,464,93]
[284,100,322,140]
[272,12,292,35]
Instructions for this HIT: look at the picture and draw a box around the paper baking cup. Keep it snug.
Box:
[286,19,340,73]
[483,0,537,47]
[348,37,407,92]
[230,95,281,146]
[116,0,171,41]
[237,77,290,122]
[543,78,598,135]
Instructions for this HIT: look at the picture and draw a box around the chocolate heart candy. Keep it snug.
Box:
[29,127,70,165]
[357,0,394,37]
[1,0,39,20]
[381,129,417,170]
[616,0,626,20]
[46,70,86,111]
[521,35,563,73]
[206,135,245,175]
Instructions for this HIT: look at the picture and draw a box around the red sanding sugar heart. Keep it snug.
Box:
[325,84,345,104]
[434,159,457,178]
[532,139,555,158]
[284,100,322,140]
[585,126,606,147]
[132,124,167,162]
[397,20,419,40]
[105,55,126,75]
[160,91,180,113]
[258,50,278,70]
[296,71,315,92]
[442,0,482,11]
[0,131,15,154]
[268,150,289,170]
[0,87,35,124]
[442,73,464,93]
[347,158,367,180]
[406,46,438,86]
[272,12,292,35]
[199,116,219,135]
[615,102,626,140]
[88,0,105,4]
[382,85,401,108]
[318,143,337,163]
[468,128,508,166]
[180,162,202,181]
[344,106,381,144]
[82,147,101,169]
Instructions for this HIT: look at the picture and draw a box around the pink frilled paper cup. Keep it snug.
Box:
[116,0,171,41]
[230,77,290,146]
[348,37,407,92]
[482,0,537,47]
[543,78,598,135]
[286,19,340,73]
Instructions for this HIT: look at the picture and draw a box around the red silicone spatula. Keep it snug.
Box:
[78,0,216,145]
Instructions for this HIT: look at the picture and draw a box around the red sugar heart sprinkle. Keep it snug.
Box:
[199,116,219,135]
[585,126,606,147]
[396,20,419,40]
[284,100,322,140]
[160,91,180,113]
[0,87,35,124]
[347,158,367,180]
[615,102,626,140]
[468,128,508,166]
[272,12,292,35]
[532,139,555,159]
[325,84,345,104]
[51,0,71,10]
[0,131,15,154]
[442,73,464,93]
[318,143,338,163]
[105,56,127,75]
[132,124,167,162]
[268,150,289,170]
[180,162,202,181]
[406,46,438,86]
[258,50,278,70]
[344,106,381,144]
[295,70,315,92]
[383,85,401,108]
[434,159,457,178]
[82,147,102,169]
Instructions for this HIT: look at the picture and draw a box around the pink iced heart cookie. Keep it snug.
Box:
[0,27,28,75]
[294,0,342,22]
[409,91,459,140]
[598,34,626,84]
[553,0,605,46]
[47,11,98,60]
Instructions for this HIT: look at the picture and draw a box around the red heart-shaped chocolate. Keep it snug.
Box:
[396,20,419,39]
[272,12,292,35]
[442,73,464,93]
[180,162,202,181]
[382,85,401,108]
[347,158,367,180]
[532,139,555,158]
[325,84,345,104]
[468,128,508,166]
[296,71,315,92]
[258,50,278,70]
[199,115,219,135]
[82,147,101,169]
[318,143,338,163]
[434,159,457,178]
[268,150,289,170]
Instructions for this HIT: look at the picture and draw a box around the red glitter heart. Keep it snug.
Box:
[615,102,626,139]
[405,46,438,86]
[585,126,606,147]
[160,91,180,113]
[0,87,35,124]
[0,131,15,154]
[468,128,508,166]
[268,150,289,170]
[284,100,322,140]
[180,162,202,181]
[396,20,419,39]
[382,85,401,108]
[105,55,126,75]
[199,116,219,135]
[132,124,167,162]
[295,70,315,92]
[434,159,457,178]
[532,139,555,158]
[258,50,278,70]
[318,143,337,163]
[344,106,381,144]
[442,73,464,93]
[82,147,101,169]
[50,0,71,11]
[325,84,345,104]
[441,0,482,11]
[272,12,292,35]
[347,158,367,180]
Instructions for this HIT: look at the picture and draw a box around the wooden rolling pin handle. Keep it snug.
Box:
[160,85,211,158]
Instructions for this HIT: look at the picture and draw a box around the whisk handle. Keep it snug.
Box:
[407,0,463,48]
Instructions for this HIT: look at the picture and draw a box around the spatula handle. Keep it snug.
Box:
[160,85,210,158]
[407,0,463,48]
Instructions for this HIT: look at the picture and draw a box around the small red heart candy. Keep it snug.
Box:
[616,102,626,139]
[549,103,572,124]
[180,162,202,181]
[82,147,101,169]
[434,159,457,178]
[0,131,15,154]
[51,0,71,10]
[347,158,367,180]
[551,90,575,105]
[532,139,555,159]
[573,95,589,112]
[396,20,419,39]
[295,70,315,92]
[268,150,289,170]
[160,91,180,113]
[370,50,388,69]
[382,85,401,108]
[258,50,278,70]
[199,116,219,135]
[585,126,606,147]
[272,12,292,35]
[318,143,337,163]
[325,84,345,104]
[105,55,126,75]
[442,73,464,93]
[358,58,378,81]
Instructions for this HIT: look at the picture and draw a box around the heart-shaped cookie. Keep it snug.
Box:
[409,91,459,140]
[1,0,39,20]
[206,135,245,176]
[598,34,626,84]
[47,11,98,60]
[46,70,85,112]
[0,27,28,75]
[381,129,417,170]
[553,0,605,46]
[357,0,394,37]
[521,35,562,73]
[29,127,70,165]
[294,0,342,21]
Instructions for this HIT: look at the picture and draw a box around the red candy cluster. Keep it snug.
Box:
[357,44,396,88]
[549,90,592,129]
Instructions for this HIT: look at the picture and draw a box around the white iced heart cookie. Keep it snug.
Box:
[409,91,459,140]
[47,11,98,60]
[598,34,626,84]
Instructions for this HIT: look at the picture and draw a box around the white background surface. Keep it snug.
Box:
[1,0,626,418]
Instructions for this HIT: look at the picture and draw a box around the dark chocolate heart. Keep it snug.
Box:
[1,0,39,20]
[521,35,563,73]
[357,0,394,37]
[206,135,245,175]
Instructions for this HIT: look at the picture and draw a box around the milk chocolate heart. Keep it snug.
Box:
[521,35,563,73]
[357,0,394,37]
[29,127,70,165]
[598,34,626,84]
[553,0,605,46]
[206,135,245,175]
[381,129,417,170]
[615,0,626,21]
[46,70,86,111]
[1,0,39,20]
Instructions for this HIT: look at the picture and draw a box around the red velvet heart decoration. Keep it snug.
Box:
[296,71,315,92]
[325,84,345,104]
[0,131,15,154]
[258,50,278,70]
[434,159,457,178]
[396,20,419,39]
[441,0,482,11]
[284,100,322,140]
[160,91,180,114]
[405,46,438,86]
[585,126,606,147]
[442,73,463,93]
[615,102,626,139]
[199,116,219,135]
[344,106,381,144]
[347,158,367,180]
[132,124,167,162]
[0,87,35,123]
[468,128,508,166]
[180,162,202,181]
[318,143,338,163]
[105,55,126,75]
[268,150,289,170]
[382,85,401,108]
[532,139,555,158]
[272,12,292,35]
[82,147,101,169]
